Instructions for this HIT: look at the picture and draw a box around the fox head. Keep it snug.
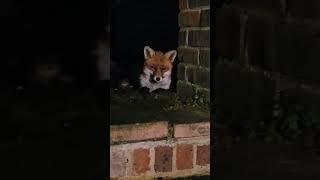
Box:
[143,46,177,83]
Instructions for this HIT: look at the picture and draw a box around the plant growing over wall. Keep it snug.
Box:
[261,91,320,146]
[213,91,320,148]
[162,92,210,112]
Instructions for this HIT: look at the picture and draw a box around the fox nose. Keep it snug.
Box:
[154,76,162,82]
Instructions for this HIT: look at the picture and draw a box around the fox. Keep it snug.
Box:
[140,46,177,92]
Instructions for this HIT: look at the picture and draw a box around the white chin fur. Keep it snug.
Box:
[140,69,172,92]
[163,71,171,78]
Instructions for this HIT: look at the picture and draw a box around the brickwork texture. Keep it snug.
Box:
[177,0,210,100]
[110,121,210,179]
[215,1,320,132]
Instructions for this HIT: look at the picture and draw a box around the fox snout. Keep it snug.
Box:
[154,76,162,82]
[150,74,163,83]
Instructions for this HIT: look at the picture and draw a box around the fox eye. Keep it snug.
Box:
[161,67,166,71]
[150,66,155,69]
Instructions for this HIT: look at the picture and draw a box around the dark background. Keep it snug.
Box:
[1,0,108,87]
[214,0,320,179]
[110,0,179,89]
[0,1,109,179]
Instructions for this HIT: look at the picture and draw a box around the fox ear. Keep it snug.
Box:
[144,46,155,59]
[165,50,177,63]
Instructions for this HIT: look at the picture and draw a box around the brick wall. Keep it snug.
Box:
[215,1,320,132]
[177,0,210,100]
[110,121,210,179]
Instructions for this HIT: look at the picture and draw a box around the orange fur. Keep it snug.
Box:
[140,46,177,92]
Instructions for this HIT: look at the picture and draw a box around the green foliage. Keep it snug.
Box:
[214,92,320,145]
[110,88,210,125]
[162,90,210,112]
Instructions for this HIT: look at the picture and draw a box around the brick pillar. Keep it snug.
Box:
[177,0,210,100]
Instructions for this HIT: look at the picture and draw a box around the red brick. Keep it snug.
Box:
[179,10,201,27]
[174,122,210,138]
[179,0,188,9]
[177,63,187,81]
[178,47,199,65]
[200,9,210,27]
[186,66,196,83]
[154,146,173,172]
[188,0,210,8]
[194,67,210,88]
[110,121,168,143]
[199,49,210,67]
[179,30,187,46]
[196,145,210,166]
[110,150,126,177]
[188,30,210,47]
[176,144,194,170]
[133,148,150,175]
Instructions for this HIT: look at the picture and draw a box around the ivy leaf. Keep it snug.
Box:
[289,121,298,131]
